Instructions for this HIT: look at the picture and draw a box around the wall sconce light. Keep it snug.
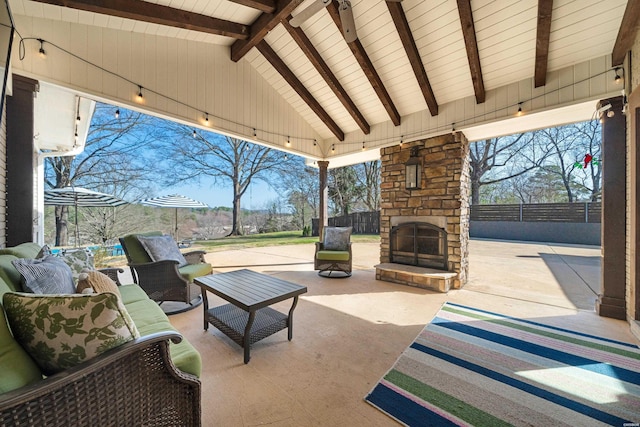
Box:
[405,146,421,190]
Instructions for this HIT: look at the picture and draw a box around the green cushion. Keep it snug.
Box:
[0,255,23,291]
[121,231,162,264]
[0,305,42,393]
[0,243,42,259]
[118,284,151,305]
[179,263,212,282]
[124,298,202,377]
[316,250,350,261]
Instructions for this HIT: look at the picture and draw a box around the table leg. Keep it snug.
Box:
[243,311,256,364]
[202,289,209,331]
[287,296,299,341]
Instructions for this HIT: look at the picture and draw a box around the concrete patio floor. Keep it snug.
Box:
[167,238,638,426]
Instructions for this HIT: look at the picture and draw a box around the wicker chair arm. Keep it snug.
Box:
[0,331,201,426]
[129,260,189,301]
[98,267,125,285]
[315,242,324,251]
[183,250,206,264]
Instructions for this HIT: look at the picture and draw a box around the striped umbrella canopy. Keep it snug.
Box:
[44,186,128,246]
[137,194,209,240]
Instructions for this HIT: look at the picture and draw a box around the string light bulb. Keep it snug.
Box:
[284,153,288,160]
[451,123,456,132]
[313,139,317,146]
[192,129,197,138]
[75,115,80,124]
[204,112,209,125]
[614,68,622,84]
[286,136,290,146]
[114,109,120,119]
[400,136,404,146]
[38,39,45,58]
[136,86,144,102]
[331,144,335,153]
[516,103,523,116]
[362,141,365,151]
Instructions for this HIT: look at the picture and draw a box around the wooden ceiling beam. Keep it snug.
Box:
[282,18,370,135]
[534,0,553,88]
[31,0,249,39]
[386,1,438,116]
[611,0,640,66]
[228,0,276,14]
[256,41,345,141]
[456,0,485,104]
[326,2,400,126]
[231,0,303,62]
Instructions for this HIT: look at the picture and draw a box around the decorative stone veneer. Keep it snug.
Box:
[376,132,470,291]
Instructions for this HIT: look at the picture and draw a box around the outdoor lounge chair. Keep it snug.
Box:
[120,231,212,314]
[314,226,353,278]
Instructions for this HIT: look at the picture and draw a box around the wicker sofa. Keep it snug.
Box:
[0,243,202,426]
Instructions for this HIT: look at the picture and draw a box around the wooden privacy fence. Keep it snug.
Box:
[312,211,380,236]
[470,202,601,223]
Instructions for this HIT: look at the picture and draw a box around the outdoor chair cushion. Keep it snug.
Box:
[0,243,42,260]
[323,227,352,251]
[179,263,213,282]
[121,231,163,264]
[138,235,188,267]
[316,250,351,261]
[12,256,76,294]
[3,292,140,376]
[122,288,201,377]
[0,279,42,393]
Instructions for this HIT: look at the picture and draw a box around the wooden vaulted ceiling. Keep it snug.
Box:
[25,0,632,143]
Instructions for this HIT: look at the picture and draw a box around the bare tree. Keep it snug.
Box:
[470,132,550,204]
[45,103,160,245]
[328,166,363,216]
[355,161,381,211]
[154,126,290,236]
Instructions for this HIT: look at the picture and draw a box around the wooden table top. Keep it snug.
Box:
[194,269,307,311]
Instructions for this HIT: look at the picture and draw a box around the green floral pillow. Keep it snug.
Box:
[3,292,140,376]
[60,250,94,285]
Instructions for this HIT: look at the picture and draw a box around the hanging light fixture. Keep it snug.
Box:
[362,141,365,151]
[114,109,120,119]
[614,68,622,84]
[192,129,197,138]
[331,144,335,153]
[516,103,523,116]
[204,112,209,125]
[286,136,291,146]
[136,86,144,102]
[405,146,421,190]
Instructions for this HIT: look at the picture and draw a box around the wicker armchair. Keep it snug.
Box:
[314,226,353,278]
[120,232,212,314]
[0,331,201,427]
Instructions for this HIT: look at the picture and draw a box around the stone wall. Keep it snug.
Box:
[379,132,470,289]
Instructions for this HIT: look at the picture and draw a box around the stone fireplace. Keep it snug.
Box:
[375,132,470,292]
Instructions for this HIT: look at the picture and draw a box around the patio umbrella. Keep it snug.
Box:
[137,194,209,240]
[44,186,128,246]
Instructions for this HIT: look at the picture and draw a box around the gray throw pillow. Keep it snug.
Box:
[137,235,188,267]
[323,227,352,251]
[12,256,76,294]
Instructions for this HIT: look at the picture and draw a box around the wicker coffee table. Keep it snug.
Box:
[195,269,307,364]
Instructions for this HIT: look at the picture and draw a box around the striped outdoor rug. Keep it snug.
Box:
[365,302,640,427]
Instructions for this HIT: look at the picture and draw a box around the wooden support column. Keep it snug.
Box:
[318,161,329,240]
[597,96,627,319]
[6,75,38,246]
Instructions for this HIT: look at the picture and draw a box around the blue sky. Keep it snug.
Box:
[167,179,279,210]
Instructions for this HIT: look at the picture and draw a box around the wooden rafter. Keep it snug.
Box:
[456,0,485,104]
[282,18,370,134]
[386,1,438,116]
[228,0,276,14]
[326,2,400,126]
[256,41,345,141]
[611,0,640,66]
[231,0,304,62]
[534,0,553,88]
[31,0,249,39]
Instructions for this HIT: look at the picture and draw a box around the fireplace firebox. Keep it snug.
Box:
[390,222,447,270]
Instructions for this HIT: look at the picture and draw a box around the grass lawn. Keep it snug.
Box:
[192,230,380,252]
[97,231,380,267]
